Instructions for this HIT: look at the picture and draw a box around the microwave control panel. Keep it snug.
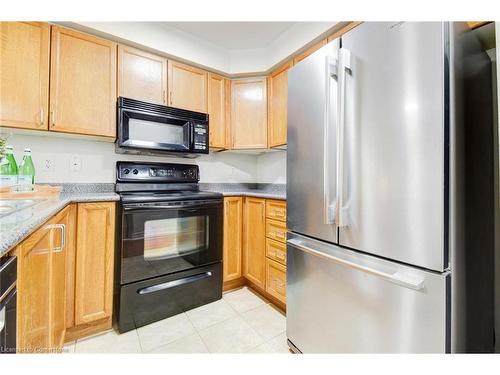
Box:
[193,123,208,151]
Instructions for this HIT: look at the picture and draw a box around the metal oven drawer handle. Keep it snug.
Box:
[137,271,213,295]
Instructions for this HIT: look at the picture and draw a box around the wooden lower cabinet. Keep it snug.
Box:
[243,197,267,289]
[265,258,286,304]
[223,197,243,286]
[65,202,115,340]
[16,205,76,352]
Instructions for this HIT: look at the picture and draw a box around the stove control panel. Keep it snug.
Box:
[117,162,199,182]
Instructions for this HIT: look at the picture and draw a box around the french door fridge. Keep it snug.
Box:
[286,22,495,353]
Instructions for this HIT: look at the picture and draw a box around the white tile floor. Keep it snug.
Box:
[64,287,291,354]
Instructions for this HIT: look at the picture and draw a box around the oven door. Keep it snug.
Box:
[120,199,223,285]
[118,109,192,152]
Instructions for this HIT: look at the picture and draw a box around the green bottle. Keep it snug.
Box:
[18,148,35,189]
[0,145,18,187]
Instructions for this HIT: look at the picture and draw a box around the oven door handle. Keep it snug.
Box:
[123,203,215,211]
[137,272,213,295]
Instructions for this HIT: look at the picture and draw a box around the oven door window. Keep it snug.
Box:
[144,216,208,260]
[119,110,190,151]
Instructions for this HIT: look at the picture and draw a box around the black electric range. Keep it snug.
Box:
[115,161,223,333]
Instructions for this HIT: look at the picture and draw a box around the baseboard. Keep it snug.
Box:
[223,277,246,292]
[245,279,286,313]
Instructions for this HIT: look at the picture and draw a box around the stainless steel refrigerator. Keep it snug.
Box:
[286,22,496,353]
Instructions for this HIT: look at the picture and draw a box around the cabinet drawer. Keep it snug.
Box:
[266,238,287,265]
[266,200,286,222]
[266,218,287,243]
[266,258,286,303]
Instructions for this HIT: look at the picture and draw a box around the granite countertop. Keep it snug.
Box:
[0,182,285,258]
[200,183,286,200]
[0,184,119,257]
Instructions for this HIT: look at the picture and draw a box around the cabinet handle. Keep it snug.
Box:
[169,91,173,105]
[50,110,55,127]
[163,90,167,104]
[40,108,44,126]
[47,224,66,253]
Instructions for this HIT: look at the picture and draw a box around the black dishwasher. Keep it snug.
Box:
[0,256,17,354]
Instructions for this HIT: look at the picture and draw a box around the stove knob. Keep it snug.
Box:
[132,169,139,175]
[123,168,130,175]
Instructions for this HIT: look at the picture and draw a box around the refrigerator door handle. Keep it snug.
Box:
[324,55,339,225]
[287,238,425,291]
[336,48,352,228]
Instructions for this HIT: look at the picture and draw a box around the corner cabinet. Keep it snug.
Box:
[49,26,117,138]
[16,205,76,352]
[231,78,268,149]
[0,22,50,130]
[168,60,208,113]
[268,62,292,148]
[74,202,115,326]
[118,45,168,104]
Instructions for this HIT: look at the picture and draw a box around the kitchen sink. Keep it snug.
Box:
[0,199,46,217]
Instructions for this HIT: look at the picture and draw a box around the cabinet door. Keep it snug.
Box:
[118,45,167,104]
[268,62,292,147]
[49,26,117,137]
[75,202,115,324]
[168,60,208,112]
[50,205,75,348]
[224,79,233,149]
[265,258,286,304]
[0,22,49,130]
[243,197,266,289]
[223,197,243,282]
[208,73,226,148]
[231,78,268,149]
[17,225,52,351]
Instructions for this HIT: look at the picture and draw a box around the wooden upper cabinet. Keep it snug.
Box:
[0,22,50,130]
[243,197,266,289]
[75,202,115,325]
[168,60,208,113]
[223,197,243,282]
[231,78,268,149]
[224,78,232,149]
[49,26,117,137]
[208,73,226,148]
[268,62,292,148]
[118,45,167,104]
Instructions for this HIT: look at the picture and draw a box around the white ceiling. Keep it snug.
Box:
[162,22,298,50]
[72,21,340,74]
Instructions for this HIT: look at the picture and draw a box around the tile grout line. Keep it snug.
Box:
[185,311,212,353]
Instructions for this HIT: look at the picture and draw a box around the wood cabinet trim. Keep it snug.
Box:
[208,72,226,148]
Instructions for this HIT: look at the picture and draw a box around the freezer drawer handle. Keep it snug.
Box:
[136,271,213,295]
[287,238,425,291]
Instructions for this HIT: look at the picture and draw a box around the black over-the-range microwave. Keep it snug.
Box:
[116,97,209,157]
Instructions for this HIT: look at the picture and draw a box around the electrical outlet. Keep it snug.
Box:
[43,158,54,172]
[70,156,82,172]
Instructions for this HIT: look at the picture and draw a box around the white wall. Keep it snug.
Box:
[256,151,286,184]
[6,133,257,184]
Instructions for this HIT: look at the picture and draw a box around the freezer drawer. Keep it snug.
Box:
[287,233,450,353]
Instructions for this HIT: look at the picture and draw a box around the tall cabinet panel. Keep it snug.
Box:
[208,73,226,148]
[0,22,50,130]
[49,26,117,137]
[118,45,168,104]
[75,202,116,324]
[243,197,266,289]
[268,61,293,147]
[223,197,243,282]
